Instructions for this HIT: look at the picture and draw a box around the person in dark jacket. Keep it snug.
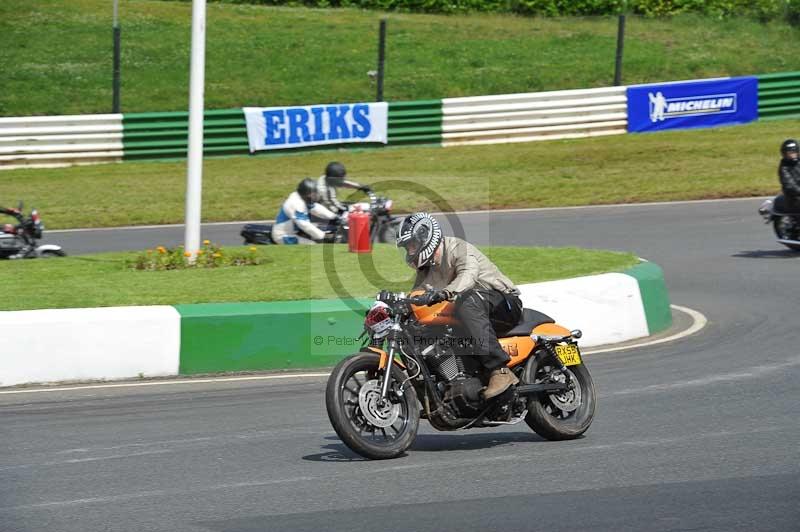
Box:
[396,212,523,400]
[778,139,800,211]
[317,162,371,214]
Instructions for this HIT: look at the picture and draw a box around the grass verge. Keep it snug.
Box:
[2,1,800,115]
[0,244,638,310]
[0,118,794,229]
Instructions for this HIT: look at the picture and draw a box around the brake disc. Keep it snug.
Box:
[358,379,400,428]
[548,368,581,412]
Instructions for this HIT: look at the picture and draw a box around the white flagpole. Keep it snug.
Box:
[184,0,206,258]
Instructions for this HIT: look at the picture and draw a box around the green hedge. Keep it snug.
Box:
[195,0,800,21]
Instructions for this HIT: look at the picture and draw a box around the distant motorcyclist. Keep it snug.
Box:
[271,178,339,244]
[778,139,800,211]
[317,162,371,214]
[397,212,523,400]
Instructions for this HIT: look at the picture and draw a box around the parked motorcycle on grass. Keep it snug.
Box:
[758,194,800,251]
[0,202,65,259]
[241,191,401,245]
[325,290,596,460]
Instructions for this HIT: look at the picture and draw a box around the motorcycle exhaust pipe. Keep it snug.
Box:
[516,382,569,395]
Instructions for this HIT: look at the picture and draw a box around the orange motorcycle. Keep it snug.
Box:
[325,290,596,460]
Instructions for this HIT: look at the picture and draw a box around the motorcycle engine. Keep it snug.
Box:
[422,340,484,417]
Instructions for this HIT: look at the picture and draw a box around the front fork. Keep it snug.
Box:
[378,340,396,406]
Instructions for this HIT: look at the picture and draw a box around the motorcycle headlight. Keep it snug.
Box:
[758,199,773,217]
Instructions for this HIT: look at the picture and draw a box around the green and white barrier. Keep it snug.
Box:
[4,69,799,169]
[0,306,180,386]
[0,114,124,169]
[517,261,670,345]
[0,262,670,387]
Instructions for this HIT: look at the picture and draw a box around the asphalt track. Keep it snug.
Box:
[2,198,799,532]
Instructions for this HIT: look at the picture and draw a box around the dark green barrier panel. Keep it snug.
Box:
[122,109,248,160]
[758,71,800,120]
[175,298,373,374]
[624,262,672,334]
[387,99,443,145]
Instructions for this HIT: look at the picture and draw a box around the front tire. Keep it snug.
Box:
[325,353,419,459]
[523,352,595,440]
[377,219,401,244]
[40,249,66,258]
[773,217,800,251]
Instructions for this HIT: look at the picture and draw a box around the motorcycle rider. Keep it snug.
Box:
[317,162,371,214]
[271,178,340,244]
[397,212,523,400]
[779,139,800,212]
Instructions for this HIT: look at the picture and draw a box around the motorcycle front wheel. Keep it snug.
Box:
[325,353,419,460]
[773,217,800,251]
[523,353,595,440]
[377,219,401,244]
[39,249,66,258]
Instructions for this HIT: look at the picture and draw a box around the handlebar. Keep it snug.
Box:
[404,295,429,306]
[376,290,433,308]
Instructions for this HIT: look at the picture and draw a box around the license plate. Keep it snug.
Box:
[555,344,582,366]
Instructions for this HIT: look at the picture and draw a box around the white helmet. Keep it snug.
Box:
[396,212,442,269]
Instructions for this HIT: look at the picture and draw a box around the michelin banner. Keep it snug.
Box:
[244,102,388,152]
[627,77,758,133]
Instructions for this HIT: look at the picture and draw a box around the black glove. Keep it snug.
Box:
[420,289,450,306]
[358,185,372,193]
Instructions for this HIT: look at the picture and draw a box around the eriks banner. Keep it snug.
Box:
[243,102,388,152]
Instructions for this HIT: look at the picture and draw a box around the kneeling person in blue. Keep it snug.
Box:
[272,179,339,244]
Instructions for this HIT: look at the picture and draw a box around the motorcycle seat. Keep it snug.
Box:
[498,308,554,338]
[241,223,274,245]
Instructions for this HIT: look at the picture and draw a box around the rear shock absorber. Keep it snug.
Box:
[540,342,572,385]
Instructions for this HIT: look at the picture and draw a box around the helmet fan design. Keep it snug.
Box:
[396,212,442,269]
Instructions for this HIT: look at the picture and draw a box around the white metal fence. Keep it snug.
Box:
[0,114,124,169]
[441,86,628,146]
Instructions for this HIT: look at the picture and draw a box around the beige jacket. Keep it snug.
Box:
[413,237,520,297]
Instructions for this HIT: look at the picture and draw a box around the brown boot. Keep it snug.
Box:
[483,367,519,400]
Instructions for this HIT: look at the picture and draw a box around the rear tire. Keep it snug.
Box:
[773,217,800,251]
[40,249,66,258]
[523,352,595,440]
[325,353,419,460]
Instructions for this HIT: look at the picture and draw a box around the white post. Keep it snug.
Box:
[184,0,206,258]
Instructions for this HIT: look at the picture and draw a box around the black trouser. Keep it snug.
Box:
[454,288,523,371]
[783,192,800,213]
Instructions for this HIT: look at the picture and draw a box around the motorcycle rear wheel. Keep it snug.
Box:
[523,355,595,440]
[772,217,800,251]
[325,353,419,460]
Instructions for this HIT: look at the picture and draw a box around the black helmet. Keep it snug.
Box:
[324,162,347,187]
[396,212,443,269]
[297,178,318,204]
[781,139,799,161]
